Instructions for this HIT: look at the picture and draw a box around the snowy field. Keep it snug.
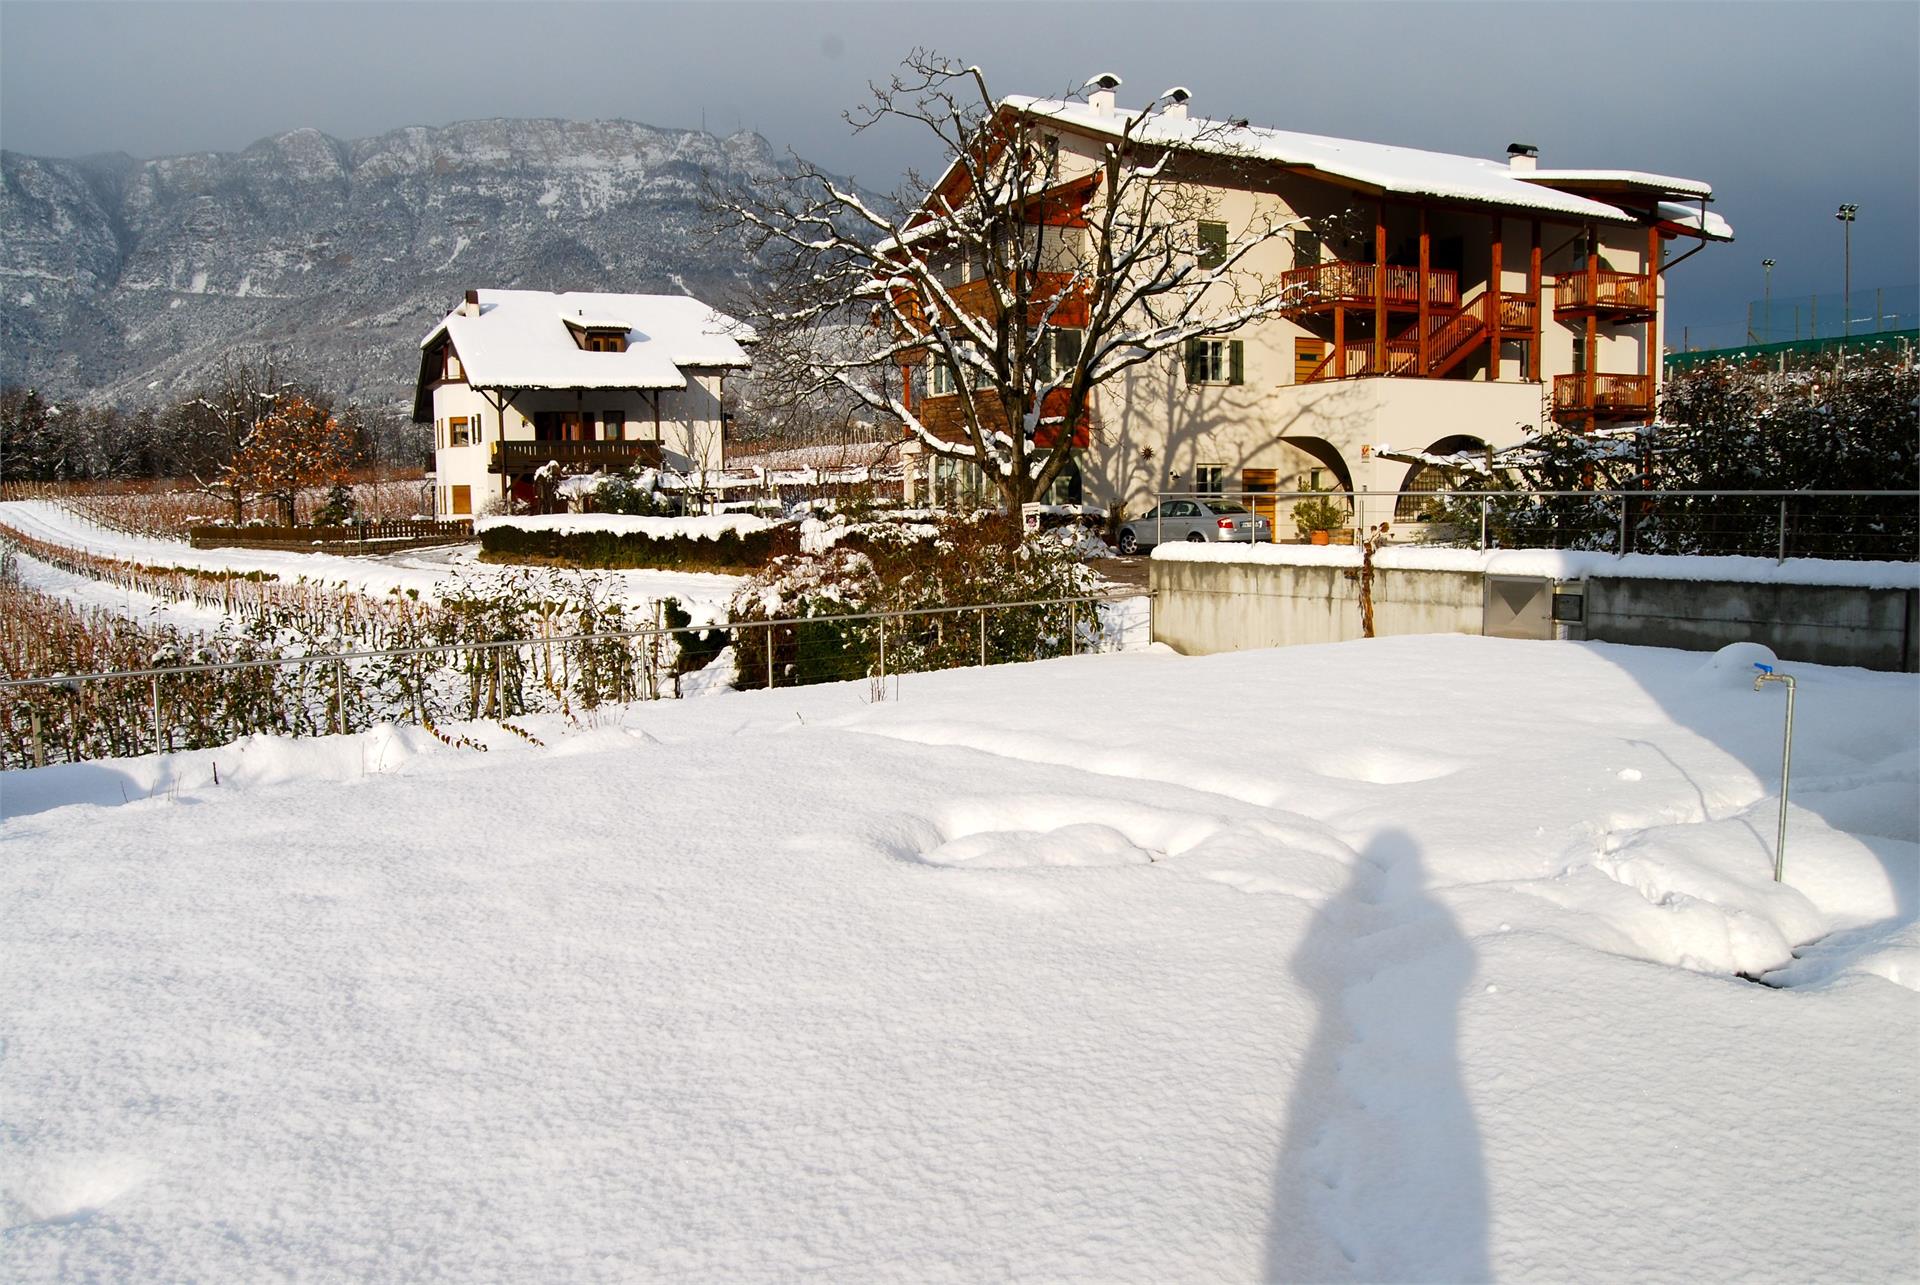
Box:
[0,499,748,621]
[2,635,1915,1280]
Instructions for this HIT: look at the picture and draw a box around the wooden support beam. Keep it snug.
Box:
[1488,214,1503,381]
[1585,226,1599,430]
[1529,221,1542,383]
[1373,205,1388,374]
[1334,305,1345,377]
[1645,226,1661,391]
[1417,207,1430,375]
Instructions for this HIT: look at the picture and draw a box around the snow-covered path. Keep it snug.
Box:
[2,637,1914,1280]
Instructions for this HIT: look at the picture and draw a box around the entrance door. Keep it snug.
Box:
[1244,468,1279,539]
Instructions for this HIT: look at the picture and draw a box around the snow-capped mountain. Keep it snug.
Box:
[0,118,830,407]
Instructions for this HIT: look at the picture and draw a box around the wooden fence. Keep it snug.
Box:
[188,520,474,552]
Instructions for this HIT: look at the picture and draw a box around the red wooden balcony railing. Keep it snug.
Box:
[1552,373,1654,416]
[1280,262,1460,311]
[1555,270,1656,315]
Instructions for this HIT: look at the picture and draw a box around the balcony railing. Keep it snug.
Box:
[1555,270,1656,316]
[489,440,665,474]
[1281,262,1460,311]
[1553,373,1654,417]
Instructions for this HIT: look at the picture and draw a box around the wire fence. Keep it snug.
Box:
[0,593,1138,770]
[1677,284,1918,351]
[1151,489,1920,563]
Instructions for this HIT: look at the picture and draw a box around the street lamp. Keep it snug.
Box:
[1835,204,1857,337]
[1762,258,1775,342]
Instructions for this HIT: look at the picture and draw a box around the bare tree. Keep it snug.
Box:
[721,52,1327,510]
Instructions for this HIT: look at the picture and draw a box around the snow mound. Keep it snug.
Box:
[1694,640,1780,688]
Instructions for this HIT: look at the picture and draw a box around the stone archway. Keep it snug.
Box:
[1394,434,1489,520]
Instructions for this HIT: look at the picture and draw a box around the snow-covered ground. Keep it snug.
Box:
[0,499,750,621]
[3,634,1914,1279]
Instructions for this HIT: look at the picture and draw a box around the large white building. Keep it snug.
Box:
[414,289,752,516]
[897,85,1733,531]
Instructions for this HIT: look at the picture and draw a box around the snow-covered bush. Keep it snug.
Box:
[729,513,1101,689]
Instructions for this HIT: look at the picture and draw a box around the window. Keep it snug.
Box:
[1197,220,1229,270]
[448,416,473,447]
[929,357,958,398]
[1184,337,1244,386]
[1195,463,1227,495]
[1292,231,1321,269]
[601,411,623,441]
[440,346,463,381]
[1035,329,1083,383]
[581,330,628,353]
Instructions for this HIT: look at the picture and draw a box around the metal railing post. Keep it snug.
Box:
[151,675,163,755]
[336,659,347,733]
[978,607,988,667]
[1778,497,1788,564]
[766,622,776,689]
[1479,498,1489,552]
[878,616,887,682]
[1618,493,1629,556]
[1069,600,1078,656]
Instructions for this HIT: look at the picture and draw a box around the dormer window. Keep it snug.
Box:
[565,318,630,352]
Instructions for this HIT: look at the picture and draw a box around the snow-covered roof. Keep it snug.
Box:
[1002,96,1724,229]
[1516,168,1715,199]
[1654,200,1736,242]
[420,290,753,391]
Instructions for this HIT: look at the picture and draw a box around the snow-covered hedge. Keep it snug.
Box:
[479,513,798,571]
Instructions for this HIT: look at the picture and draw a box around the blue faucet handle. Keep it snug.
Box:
[1753,662,1775,675]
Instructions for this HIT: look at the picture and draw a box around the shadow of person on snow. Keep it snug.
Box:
[1264,827,1489,1283]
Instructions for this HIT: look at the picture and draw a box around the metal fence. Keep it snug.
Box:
[1152,488,1920,563]
[1,593,1138,770]
[1677,283,1918,351]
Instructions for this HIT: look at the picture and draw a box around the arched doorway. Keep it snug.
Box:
[1394,435,1489,521]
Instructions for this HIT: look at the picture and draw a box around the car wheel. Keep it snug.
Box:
[1117,530,1140,555]
[1186,531,1205,542]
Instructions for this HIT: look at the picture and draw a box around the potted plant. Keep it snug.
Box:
[1293,493,1348,545]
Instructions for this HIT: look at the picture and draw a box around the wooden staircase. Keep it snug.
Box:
[1301,287,1536,383]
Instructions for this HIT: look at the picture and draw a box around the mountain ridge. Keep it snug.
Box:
[1,116,826,408]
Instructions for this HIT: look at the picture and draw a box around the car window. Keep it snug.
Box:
[1172,501,1198,517]
[1206,501,1249,515]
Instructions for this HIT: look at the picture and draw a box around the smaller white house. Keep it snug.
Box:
[414,289,752,516]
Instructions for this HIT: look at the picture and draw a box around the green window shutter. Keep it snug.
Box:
[1184,338,1203,385]
[1198,221,1228,270]
[1229,340,1245,385]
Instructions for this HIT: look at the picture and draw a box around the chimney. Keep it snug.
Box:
[1507,142,1539,173]
[1161,86,1191,123]
[1086,72,1122,117]
[461,288,481,317]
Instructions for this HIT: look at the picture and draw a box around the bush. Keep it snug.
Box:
[728,512,1101,690]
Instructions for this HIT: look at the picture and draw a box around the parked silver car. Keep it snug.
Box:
[1116,499,1272,553]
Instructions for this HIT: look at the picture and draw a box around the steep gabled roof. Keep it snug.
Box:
[419,290,753,394]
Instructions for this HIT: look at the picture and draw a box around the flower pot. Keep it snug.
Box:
[1310,530,1330,546]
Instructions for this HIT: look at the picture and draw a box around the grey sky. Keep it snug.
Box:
[3,1,1915,339]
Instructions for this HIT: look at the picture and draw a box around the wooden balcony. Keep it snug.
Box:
[1280,262,1459,313]
[1553,373,1654,420]
[895,272,1090,332]
[489,440,664,474]
[1555,270,1656,320]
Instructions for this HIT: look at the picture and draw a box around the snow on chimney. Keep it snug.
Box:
[461,289,481,317]
[1086,72,1122,117]
[1507,142,1539,173]
[1161,86,1191,123]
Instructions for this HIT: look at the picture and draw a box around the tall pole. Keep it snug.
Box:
[1836,204,1857,338]
[1762,258,1775,342]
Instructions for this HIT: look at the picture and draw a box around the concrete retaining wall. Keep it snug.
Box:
[1585,577,1919,672]
[1151,557,1920,672]
[1149,557,1483,654]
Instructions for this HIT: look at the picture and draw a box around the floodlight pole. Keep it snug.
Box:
[1761,259,1775,342]
[1835,205,1857,338]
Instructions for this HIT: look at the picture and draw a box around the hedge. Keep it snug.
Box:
[478,522,802,571]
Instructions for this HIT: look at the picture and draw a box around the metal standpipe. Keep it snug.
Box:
[1752,663,1797,882]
